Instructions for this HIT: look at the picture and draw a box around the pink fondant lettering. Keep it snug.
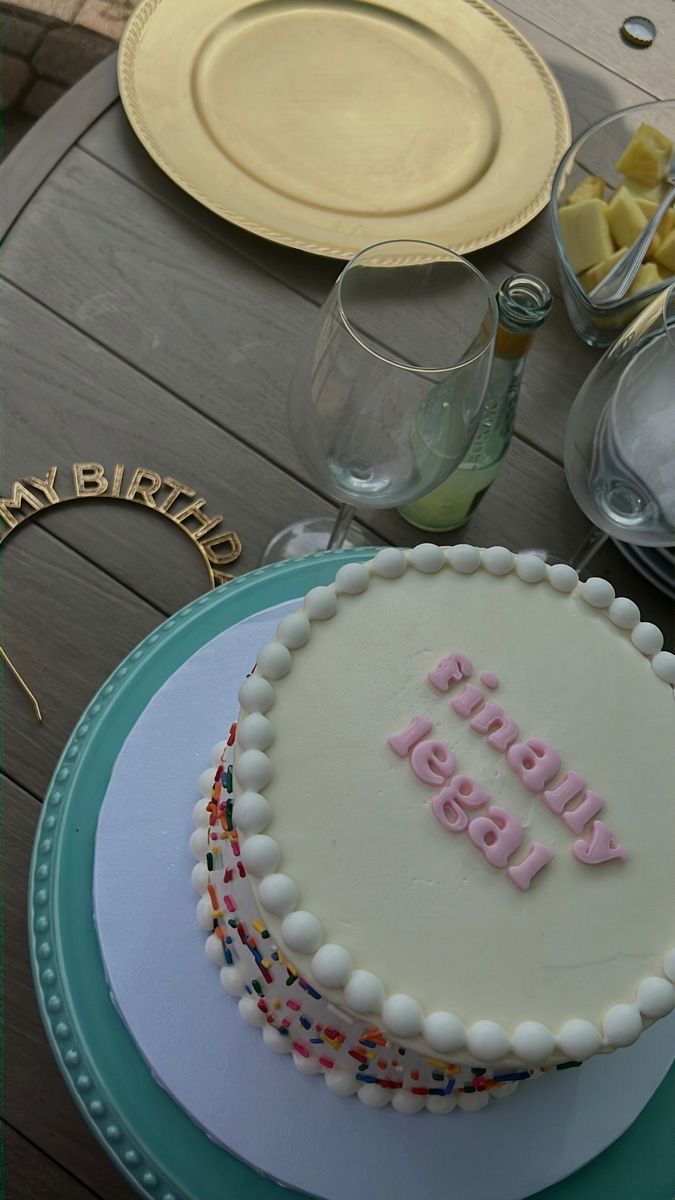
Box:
[451,684,484,719]
[573,820,629,865]
[427,652,473,693]
[543,771,586,816]
[467,806,524,868]
[480,671,499,689]
[447,775,491,810]
[410,740,456,786]
[469,702,519,752]
[387,715,432,758]
[432,788,468,833]
[506,739,561,794]
[562,789,605,835]
[431,776,490,833]
[507,843,555,890]
[391,654,631,886]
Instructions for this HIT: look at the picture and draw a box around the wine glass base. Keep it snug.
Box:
[261,519,376,565]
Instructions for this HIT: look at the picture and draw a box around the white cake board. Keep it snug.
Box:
[93,599,675,1200]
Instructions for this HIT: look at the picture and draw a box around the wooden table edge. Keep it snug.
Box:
[0,55,120,244]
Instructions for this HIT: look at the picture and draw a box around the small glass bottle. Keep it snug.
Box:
[398,275,553,533]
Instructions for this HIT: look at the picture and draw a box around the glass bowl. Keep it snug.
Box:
[551,100,675,348]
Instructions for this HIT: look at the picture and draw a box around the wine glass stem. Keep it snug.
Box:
[570,526,608,573]
[327,504,357,550]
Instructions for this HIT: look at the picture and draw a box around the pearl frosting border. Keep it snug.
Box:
[233,546,675,1067]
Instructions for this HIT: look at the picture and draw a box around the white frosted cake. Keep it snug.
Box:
[191,544,675,1113]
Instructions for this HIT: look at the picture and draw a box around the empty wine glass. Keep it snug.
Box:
[565,282,675,571]
[262,240,497,562]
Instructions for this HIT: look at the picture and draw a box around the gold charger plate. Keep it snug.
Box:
[119,0,570,260]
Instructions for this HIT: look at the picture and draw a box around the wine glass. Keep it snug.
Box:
[564,282,675,572]
[262,240,497,562]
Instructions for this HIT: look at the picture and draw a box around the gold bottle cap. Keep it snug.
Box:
[620,16,656,47]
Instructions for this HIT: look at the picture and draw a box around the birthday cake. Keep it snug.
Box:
[191,544,675,1113]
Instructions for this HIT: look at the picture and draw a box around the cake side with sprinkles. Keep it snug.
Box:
[191,732,545,1112]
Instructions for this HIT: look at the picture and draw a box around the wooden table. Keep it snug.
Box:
[2,4,674,1195]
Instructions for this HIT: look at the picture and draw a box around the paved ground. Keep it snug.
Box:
[1,0,135,155]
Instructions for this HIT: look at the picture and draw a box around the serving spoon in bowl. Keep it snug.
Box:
[589,178,675,306]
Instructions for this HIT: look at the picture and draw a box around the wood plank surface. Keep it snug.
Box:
[2,280,375,615]
[13,151,576,496]
[474,4,659,292]
[0,273,596,563]
[0,142,593,481]
[0,154,600,558]
[497,0,675,99]
[2,1124,113,1200]
[0,56,118,240]
[4,522,162,798]
[75,103,611,467]
[77,108,613,480]
[78,107,342,307]
[3,778,137,1200]
[2,148,323,479]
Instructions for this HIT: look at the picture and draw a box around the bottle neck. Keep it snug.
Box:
[494,275,553,361]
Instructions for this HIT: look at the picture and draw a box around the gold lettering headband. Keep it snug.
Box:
[2,463,242,720]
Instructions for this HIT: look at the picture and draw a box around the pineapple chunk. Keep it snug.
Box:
[636,199,675,260]
[579,249,626,292]
[628,262,663,295]
[567,175,606,205]
[658,263,674,280]
[621,176,667,204]
[558,199,614,273]
[634,198,667,230]
[655,228,675,273]
[615,123,673,186]
[608,187,647,247]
